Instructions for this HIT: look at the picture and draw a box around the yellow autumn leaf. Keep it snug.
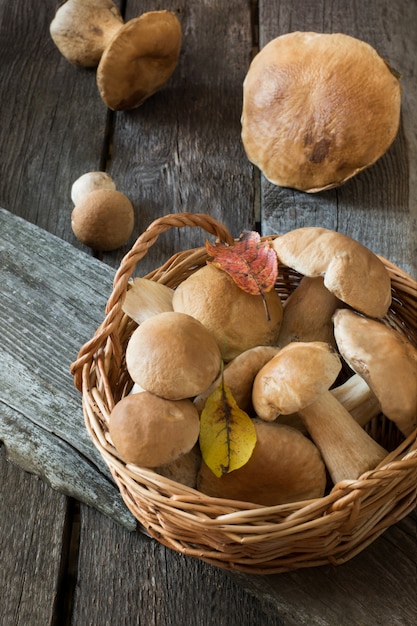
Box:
[199,379,257,478]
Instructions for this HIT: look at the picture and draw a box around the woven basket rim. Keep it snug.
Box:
[71,212,417,574]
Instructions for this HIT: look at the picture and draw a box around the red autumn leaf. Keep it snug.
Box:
[206,231,278,319]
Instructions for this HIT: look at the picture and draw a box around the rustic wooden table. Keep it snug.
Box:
[1,1,416,625]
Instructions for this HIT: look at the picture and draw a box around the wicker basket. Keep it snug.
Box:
[71,212,417,574]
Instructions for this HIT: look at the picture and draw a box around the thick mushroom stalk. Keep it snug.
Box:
[333,309,417,437]
[252,342,388,484]
[331,374,381,427]
[278,275,341,347]
[50,0,124,67]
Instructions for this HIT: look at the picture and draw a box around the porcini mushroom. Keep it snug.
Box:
[71,171,116,205]
[172,264,283,362]
[109,392,200,468]
[197,419,327,505]
[96,10,182,110]
[273,227,392,318]
[241,32,401,192]
[71,188,134,251]
[194,345,279,414]
[125,311,222,401]
[252,341,388,484]
[278,276,341,347]
[50,0,124,67]
[333,309,417,436]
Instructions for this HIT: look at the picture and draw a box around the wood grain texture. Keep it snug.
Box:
[0,0,416,624]
[258,0,417,278]
[103,0,255,272]
[0,448,67,626]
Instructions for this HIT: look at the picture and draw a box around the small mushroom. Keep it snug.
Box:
[125,311,222,401]
[333,309,417,437]
[278,276,341,347]
[252,341,388,484]
[241,32,401,192]
[71,188,134,251]
[50,0,124,67]
[96,10,182,110]
[197,419,327,505]
[109,392,200,468]
[273,227,392,318]
[194,345,279,414]
[71,171,116,205]
[172,264,283,362]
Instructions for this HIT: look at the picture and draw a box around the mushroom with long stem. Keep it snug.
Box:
[333,309,417,437]
[252,341,388,484]
[273,226,392,320]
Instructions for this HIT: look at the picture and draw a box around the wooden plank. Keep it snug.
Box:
[72,506,286,626]
[103,0,255,271]
[0,448,68,626]
[0,207,135,530]
[0,0,112,242]
[258,0,417,278]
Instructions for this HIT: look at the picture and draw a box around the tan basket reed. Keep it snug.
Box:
[71,212,417,574]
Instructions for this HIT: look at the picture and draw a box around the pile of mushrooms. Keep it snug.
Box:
[50,0,182,110]
[105,226,416,505]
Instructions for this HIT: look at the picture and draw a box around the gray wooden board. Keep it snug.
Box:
[0,207,135,530]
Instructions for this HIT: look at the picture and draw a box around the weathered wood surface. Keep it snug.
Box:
[1,0,416,625]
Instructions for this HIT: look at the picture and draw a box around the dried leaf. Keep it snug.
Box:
[199,377,257,478]
[206,231,278,319]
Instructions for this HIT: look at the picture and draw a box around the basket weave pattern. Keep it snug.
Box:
[71,213,417,574]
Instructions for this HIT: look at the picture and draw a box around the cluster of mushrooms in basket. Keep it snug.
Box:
[108,227,417,506]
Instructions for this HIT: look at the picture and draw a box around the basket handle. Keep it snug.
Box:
[70,212,234,390]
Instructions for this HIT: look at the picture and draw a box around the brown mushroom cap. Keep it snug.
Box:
[97,10,182,110]
[197,419,327,505]
[109,392,200,467]
[333,309,417,436]
[241,32,401,192]
[50,0,124,67]
[71,189,134,251]
[194,345,279,414]
[172,264,283,362]
[125,311,222,400]
[273,227,392,318]
[252,341,342,421]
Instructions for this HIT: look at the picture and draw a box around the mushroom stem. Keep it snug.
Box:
[50,0,124,67]
[278,276,341,347]
[331,374,381,427]
[299,392,388,484]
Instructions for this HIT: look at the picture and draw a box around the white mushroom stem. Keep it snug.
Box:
[50,0,124,67]
[298,392,388,484]
[331,374,381,427]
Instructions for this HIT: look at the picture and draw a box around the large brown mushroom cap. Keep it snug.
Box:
[172,264,283,362]
[197,419,327,505]
[125,311,222,400]
[241,32,401,192]
[97,10,182,110]
[273,227,392,318]
[109,392,200,468]
[333,309,417,436]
